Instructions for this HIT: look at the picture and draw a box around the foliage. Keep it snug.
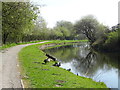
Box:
[2,2,39,44]
[23,16,49,41]
[2,2,87,45]
[31,20,78,40]
[56,20,73,29]
[3,2,118,52]
[74,15,108,43]
[73,15,120,52]
[25,19,77,40]
[103,29,120,51]
[105,31,118,44]
[53,26,70,40]
[92,26,120,52]
[51,20,76,40]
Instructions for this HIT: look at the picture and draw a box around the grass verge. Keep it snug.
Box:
[19,40,107,88]
[0,40,45,50]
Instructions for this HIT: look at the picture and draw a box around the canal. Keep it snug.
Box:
[44,42,119,88]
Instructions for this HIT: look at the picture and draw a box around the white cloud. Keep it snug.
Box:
[31,0,119,28]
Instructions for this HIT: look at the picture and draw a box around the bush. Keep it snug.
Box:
[102,29,120,52]
[92,29,120,52]
[105,31,118,45]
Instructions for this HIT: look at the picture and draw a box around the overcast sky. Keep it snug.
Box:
[31,0,119,28]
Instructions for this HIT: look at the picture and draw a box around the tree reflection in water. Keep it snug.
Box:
[44,42,119,88]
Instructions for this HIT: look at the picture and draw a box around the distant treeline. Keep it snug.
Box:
[2,2,86,44]
[2,2,120,52]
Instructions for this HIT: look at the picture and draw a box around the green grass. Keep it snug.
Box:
[19,40,107,88]
[0,43,17,50]
[0,40,45,50]
[0,40,88,50]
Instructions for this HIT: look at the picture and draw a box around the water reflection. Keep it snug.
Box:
[44,43,119,88]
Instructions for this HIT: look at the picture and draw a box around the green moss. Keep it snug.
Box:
[19,40,107,88]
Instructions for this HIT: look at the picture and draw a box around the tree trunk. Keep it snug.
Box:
[2,33,9,44]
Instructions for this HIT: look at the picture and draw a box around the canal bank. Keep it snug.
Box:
[18,40,107,88]
[44,42,119,88]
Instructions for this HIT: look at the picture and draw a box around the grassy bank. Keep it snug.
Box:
[0,40,45,50]
[19,40,107,88]
[0,40,87,50]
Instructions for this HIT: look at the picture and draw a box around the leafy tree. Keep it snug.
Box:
[104,28,120,50]
[54,20,75,40]
[59,26,70,39]
[2,2,39,44]
[56,20,76,39]
[56,20,73,30]
[92,23,120,52]
[74,15,100,43]
[53,27,64,39]
[29,16,48,40]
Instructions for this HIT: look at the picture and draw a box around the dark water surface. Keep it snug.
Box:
[44,42,119,88]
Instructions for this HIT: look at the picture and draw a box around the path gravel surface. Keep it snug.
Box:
[0,41,48,89]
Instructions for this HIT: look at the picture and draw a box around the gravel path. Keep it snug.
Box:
[0,41,48,89]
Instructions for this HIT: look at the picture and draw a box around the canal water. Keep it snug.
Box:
[44,42,119,88]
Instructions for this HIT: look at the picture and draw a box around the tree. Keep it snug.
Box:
[30,16,48,40]
[74,15,100,43]
[54,20,75,40]
[2,2,39,44]
[56,20,73,30]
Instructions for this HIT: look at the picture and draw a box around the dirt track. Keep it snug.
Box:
[0,41,47,89]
